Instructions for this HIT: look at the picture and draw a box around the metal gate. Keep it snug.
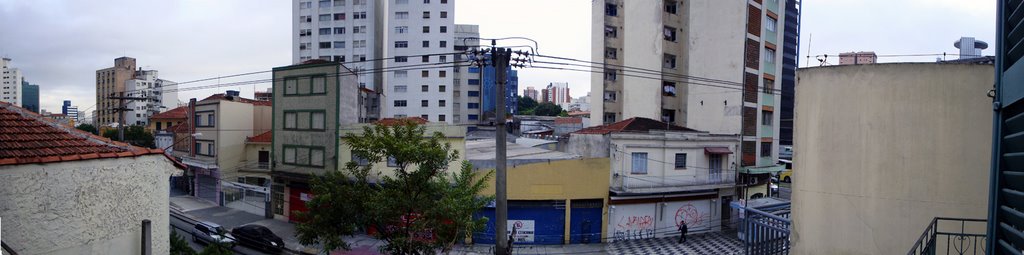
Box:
[569,199,603,244]
[196,173,218,203]
[222,180,268,216]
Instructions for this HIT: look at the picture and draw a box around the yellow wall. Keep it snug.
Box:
[475,158,612,244]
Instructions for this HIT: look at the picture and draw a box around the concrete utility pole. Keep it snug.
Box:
[107,92,149,142]
[491,41,513,255]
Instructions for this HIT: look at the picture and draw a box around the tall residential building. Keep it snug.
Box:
[779,0,800,147]
[1,58,23,106]
[293,0,384,99]
[21,81,39,113]
[954,36,988,59]
[62,100,71,115]
[542,82,570,108]
[95,57,137,126]
[593,0,785,184]
[524,86,539,101]
[383,0,456,122]
[838,51,877,65]
[124,69,178,126]
[453,24,480,124]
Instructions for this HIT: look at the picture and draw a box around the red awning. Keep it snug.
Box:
[705,147,733,154]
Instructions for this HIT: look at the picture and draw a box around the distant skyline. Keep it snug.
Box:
[0,0,995,118]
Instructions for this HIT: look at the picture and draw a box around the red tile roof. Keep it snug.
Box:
[150,106,187,120]
[572,117,699,135]
[0,102,169,166]
[374,117,429,126]
[246,131,272,143]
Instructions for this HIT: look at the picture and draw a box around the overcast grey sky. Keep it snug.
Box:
[0,0,995,118]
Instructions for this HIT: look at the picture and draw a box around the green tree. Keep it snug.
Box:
[516,95,538,114]
[102,125,155,148]
[169,231,197,255]
[76,123,99,135]
[533,102,564,116]
[295,120,493,254]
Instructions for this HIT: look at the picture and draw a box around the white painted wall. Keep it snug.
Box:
[619,1,663,122]
[607,199,714,242]
[1,58,23,106]
[683,0,746,135]
[0,155,178,254]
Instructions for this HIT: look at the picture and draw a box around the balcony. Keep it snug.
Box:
[611,170,736,194]
[908,217,986,255]
[238,160,271,172]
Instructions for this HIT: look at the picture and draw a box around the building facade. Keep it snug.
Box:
[95,57,137,126]
[453,24,481,124]
[125,70,179,126]
[542,82,570,109]
[21,81,39,113]
[524,86,539,101]
[779,0,800,147]
[1,57,23,106]
[791,63,993,254]
[383,0,456,122]
[954,36,988,59]
[292,0,384,96]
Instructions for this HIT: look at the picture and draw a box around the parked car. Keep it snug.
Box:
[778,159,793,183]
[191,221,235,246]
[232,224,285,253]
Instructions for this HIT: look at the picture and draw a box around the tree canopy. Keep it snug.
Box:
[75,123,98,135]
[102,125,155,148]
[295,120,493,254]
[533,102,564,116]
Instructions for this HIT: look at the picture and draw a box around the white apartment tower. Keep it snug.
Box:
[1,58,23,106]
[453,24,481,124]
[293,0,384,93]
[383,0,456,122]
[125,70,179,126]
[293,0,456,123]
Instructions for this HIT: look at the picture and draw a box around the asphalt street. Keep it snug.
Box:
[170,211,283,255]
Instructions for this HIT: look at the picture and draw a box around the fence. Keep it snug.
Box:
[743,205,791,255]
[614,170,737,192]
[907,217,987,255]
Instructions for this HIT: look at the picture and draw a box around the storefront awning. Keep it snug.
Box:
[704,147,733,154]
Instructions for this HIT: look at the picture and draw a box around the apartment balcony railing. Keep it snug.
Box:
[907,217,987,255]
[611,170,736,194]
[743,205,791,255]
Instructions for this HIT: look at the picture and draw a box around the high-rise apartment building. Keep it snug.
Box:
[124,70,178,126]
[779,0,800,147]
[293,0,384,94]
[524,86,539,101]
[453,24,480,124]
[1,58,23,106]
[294,0,455,123]
[61,100,78,123]
[95,57,137,126]
[593,0,785,177]
[21,81,39,113]
[542,82,570,109]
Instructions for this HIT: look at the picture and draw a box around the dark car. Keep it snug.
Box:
[231,224,285,253]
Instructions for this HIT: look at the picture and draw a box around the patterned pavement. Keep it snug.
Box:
[608,231,744,255]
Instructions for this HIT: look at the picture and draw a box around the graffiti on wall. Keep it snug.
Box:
[675,203,711,229]
[613,215,656,241]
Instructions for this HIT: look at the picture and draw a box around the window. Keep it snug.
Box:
[354,40,366,48]
[334,27,346,34]
[468,91,480,97]
[663,82,676,96]
[319,28,331,35]
[440,26,447,33]
[605,25,617,38]
[439,41,447,48]
[422,56,430,62]
[354,0,366,5]
[604,69,617,81]
[422,26,430,33]
[396,12,409,19]
[319,14,331,21]
[395,56,408,62]
[334,0,345,6]
[468,79,480,85]
[334,41,345,48]
[439,71,447,77]
[438,115,446,121]
[312,112,326,130]
[394,85,408,92]
[605,3,617,16]
[283,146,325,167]
[674,153,687,168]
[312,76,326,94]
[299,29,312,37]
[356,55,366,61]
[300,1,312,9]
[396,0,407,3]
[662,109,676,123]
[441,0,447,3]
[766,16,777,32]
[605,47,617,59]
[194,143,202,155]
[299,15,311,23]
[420,114,429,120]
[395,41,408,48]
[208,113,215,127]
[439,56,447,62]
[354,26,366,34]
[352,154,369,166]
[421,85,429,92]
[333,55,345,62]
[395,70,408,77]
[421,70,429,77]
[353,12,367,19]
[284,147,296,164]
[762,111,773,126]
[664,26,677,42]
[420,40,430,48]
[664,54,679,69]
[604,91,617,102]
[764,48,776,63]
[468,103,480,109]
[395,26,408,34]
[311,148,324,167]
[631,152,648,174]
[763,78,774,94]
[440,11,448,18]
[319,0,331,8]
[394,100,408,107]
[469,67,480,73]
[468,114,479,120]
[423,11,430,18]
[439,85,446,92]
[319,41,332,49]
[665,0,677,14]
[761,142,772,157]
[334,13,346,20]
[285,110,326,131]
[438,100,446,107]
[421,100,429,107]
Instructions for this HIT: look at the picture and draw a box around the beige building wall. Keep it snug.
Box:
[216,100,256,174]
[0,155,178,255]
[791,63,994,254]
[683,0,746,135]
[253,104,272,135]
[95,57,136,126]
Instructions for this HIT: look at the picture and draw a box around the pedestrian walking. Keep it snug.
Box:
[678,220,688,243]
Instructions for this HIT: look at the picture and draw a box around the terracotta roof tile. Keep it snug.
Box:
[149,106,188,120]
[572,117,699,135]
[0,102,170,166]
[246,131,272,143]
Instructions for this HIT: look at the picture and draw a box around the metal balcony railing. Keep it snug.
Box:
[908,217,987,255]
[743,205,791,255]
[612,169,736,192]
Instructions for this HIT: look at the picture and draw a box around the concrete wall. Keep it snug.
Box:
[791,63,994,254]
[0,155,177,254]
[253,104,273,135]
[216,100,256,174]
[566,133,611,158]
[684,0,746,135]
